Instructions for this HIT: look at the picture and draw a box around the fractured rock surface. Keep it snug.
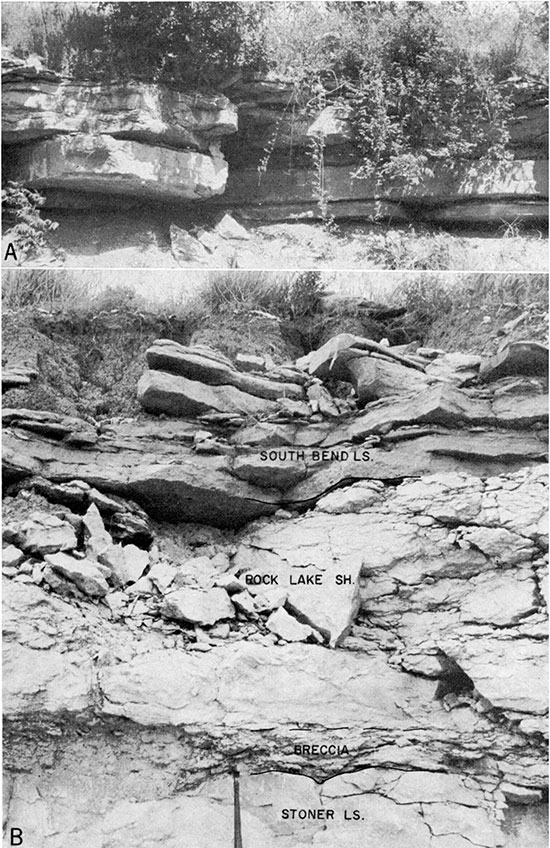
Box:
[2,329,548,846]
[2,62,237,201]
[8,134,229,200]
[2,59,547,223]
[2,76,237,147]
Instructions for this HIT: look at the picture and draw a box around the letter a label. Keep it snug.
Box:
[4,242,18,262]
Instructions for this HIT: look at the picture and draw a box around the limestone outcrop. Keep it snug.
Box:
[2,59,547,223]
[2,67,237,148]
[2,59,237,200]
[2,329,548,847]
[217,76,549,224]
[7,134,230,200]
[219,158,549,224]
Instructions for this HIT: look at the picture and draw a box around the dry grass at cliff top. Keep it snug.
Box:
[3,269,548,357]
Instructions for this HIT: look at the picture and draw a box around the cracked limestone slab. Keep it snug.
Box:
[9,133,229,200]
[3,765,511,848]
[145,339,304,400]
[234,519,362,646]
[138,368,278,418]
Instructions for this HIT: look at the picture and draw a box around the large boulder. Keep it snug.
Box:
[480,340,549,382]
[137,369,277,417]
[45,552,109,597]
[145,340,305,400]
[346,356,430,403]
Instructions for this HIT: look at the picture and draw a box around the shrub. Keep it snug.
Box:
[2,1,267,86]
[91,284,147,314]
[347,4,514,184]
[2,183,59,262]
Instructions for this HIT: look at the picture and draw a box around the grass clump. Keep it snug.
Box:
[197,271,327,319]
[390,272,549,352]
[2,269,90,311]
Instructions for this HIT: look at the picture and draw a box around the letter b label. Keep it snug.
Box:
[10,828,23,845]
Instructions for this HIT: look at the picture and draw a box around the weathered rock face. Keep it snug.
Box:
[3,747,546,848]
[219,158,549,224]
[2,61,237,200]
[7,134,229,200]
[144,340,305,400]
[2,60,547,223]
[2,75,237,148]
[217,77,549,224]
[2,329,548,847]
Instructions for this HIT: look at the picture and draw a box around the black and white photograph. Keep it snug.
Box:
[1,2,549,848]
[1,0,548,269]
[2,268,548,846]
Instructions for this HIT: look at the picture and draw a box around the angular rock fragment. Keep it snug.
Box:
[33,477,91,509]
[307,383,340,417]
[125,576,156,597]
[14,513,77,556]
[100,544,149,587]
[231,590,257,616]
[162,587,235,626]
[45,552,109,597]
[213,573,248,594]
[347,355,430,403]
[2,545,25,569]
[266,607,314,642]
[82,504,112,560]
[147,562,177,593]
[213,211,250,240]
[170,225,211,265]
[174,556,217,590]
[480,340,549,381]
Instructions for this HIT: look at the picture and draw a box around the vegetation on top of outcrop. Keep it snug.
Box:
[5,2,547,85]
[198,271,326,319]
[3,1,547,189]
[3,270,548,426]
[391,273,549,353]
